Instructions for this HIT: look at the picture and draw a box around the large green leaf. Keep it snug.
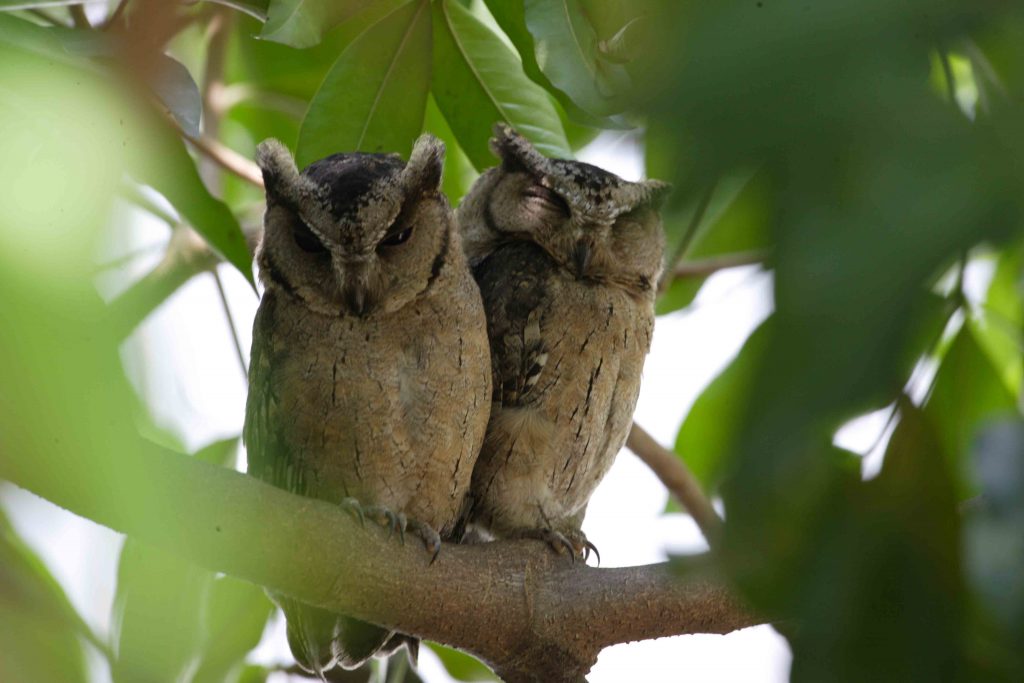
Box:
[523,0,630,117]
[924,324,1018,493]
[429,643,498,681]
[673,317,772,492]
[432,0,571,170]
[261,0,384,48]
[423,93,479,204]
[297,0,431,167]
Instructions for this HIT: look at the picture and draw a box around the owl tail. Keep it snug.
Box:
[277,595,395,675]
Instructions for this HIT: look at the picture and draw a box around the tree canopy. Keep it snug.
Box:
[1,1,1023,681]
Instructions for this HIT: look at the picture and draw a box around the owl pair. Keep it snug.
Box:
[244,125,667,674]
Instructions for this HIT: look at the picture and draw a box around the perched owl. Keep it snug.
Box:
[457,125,668,561]
[244,135,491,674]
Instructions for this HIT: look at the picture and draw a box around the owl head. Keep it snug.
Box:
[254,135,450,317]
[458,124,669,297]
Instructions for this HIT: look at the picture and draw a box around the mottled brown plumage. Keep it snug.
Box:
[458,125,668,560]
[244,135,491,673]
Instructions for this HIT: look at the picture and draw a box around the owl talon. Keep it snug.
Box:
[395,513,408,545]
[340,498,366,528]
[583,540,601,566]
[407,520,442,563]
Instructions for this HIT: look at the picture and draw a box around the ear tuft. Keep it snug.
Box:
[255,139,301,200]
[405,134,445,193]
[488,123,549,176]
[642,179,672,210]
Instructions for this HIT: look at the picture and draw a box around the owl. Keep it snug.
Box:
[243,135,492,674]
[457,124,668,561]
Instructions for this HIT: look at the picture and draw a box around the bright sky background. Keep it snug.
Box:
[0,133,799,683]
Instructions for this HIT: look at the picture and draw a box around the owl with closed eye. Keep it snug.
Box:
[244,135,491,674]
[457,124,668,561]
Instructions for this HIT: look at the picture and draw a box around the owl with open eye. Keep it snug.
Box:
[243,135,491,674]
[457,125,668,561]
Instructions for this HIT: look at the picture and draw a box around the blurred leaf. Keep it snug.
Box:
[429,643,497,681]
[598,15,646,64]
[523,0,630,117]
[924,324,1018,493]
[209,0,270,21]
[152,54,203,138]
[191,576,274,683]
[297,0,431,167]
[673,317,772,492]
[973,243,1024,397]
[0,511,89,683]
[789,403,965,681]
[964,418,1024,677]
[261,0,383,48]
[432,0,571,170]
[112,540,212,683]
[236,664,272,683]
[423,93,479,204]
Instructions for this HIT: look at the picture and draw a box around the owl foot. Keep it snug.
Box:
[406,519,442,564]
[512,528,600,565]
[339,497,367,527]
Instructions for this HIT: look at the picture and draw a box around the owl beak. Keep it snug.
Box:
[571,239,592,278]
[343,284,369,316]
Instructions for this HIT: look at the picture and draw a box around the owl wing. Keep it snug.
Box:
[474,242,554,408]
[243,295,307,495]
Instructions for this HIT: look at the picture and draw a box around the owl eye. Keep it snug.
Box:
[292,220,327,254]
[379,225,413,248]
[524,184,569,214]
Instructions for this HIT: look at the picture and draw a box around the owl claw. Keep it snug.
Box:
[395,513,408,545]
[512,528,597,565]
[583,540,601,566]
[339,497,366,528]
[407,520,442,564]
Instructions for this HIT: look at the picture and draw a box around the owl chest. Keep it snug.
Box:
[268,306,466,509]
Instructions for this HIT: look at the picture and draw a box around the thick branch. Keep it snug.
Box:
[1,442,759,682]
[627,423,723,549]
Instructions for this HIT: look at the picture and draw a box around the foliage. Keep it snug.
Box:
[0,0,1022,681]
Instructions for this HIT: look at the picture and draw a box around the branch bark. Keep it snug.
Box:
[1,443,760,682]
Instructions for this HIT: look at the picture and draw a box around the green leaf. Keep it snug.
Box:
[152,55,203,138]
[432,0,571,170]
[429,643,498,681]
[924,324,1018,494]
[112,540,212,683]
[0,512,89,683]
[194,436,241,467]
[297,0,431,167]
[484,0,624,130]
[126,114,254,286]
[673,317,772,492]
[261,0,385,48]
[191,576,274,683]
[523,0,630,117]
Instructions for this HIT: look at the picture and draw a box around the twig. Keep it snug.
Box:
[626,422,724,549]
[181,127,264,188]
[673,250,770,279]
[658,179,719,294]
[70,3,91,28]
[211,269,249,379]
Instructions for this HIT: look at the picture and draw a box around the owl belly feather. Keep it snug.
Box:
[267,280,490,539]
[470,242,653,536]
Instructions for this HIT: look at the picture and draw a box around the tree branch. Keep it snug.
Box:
[1,442,760,682]
[627,423,724,549]
[672,250,770,279]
